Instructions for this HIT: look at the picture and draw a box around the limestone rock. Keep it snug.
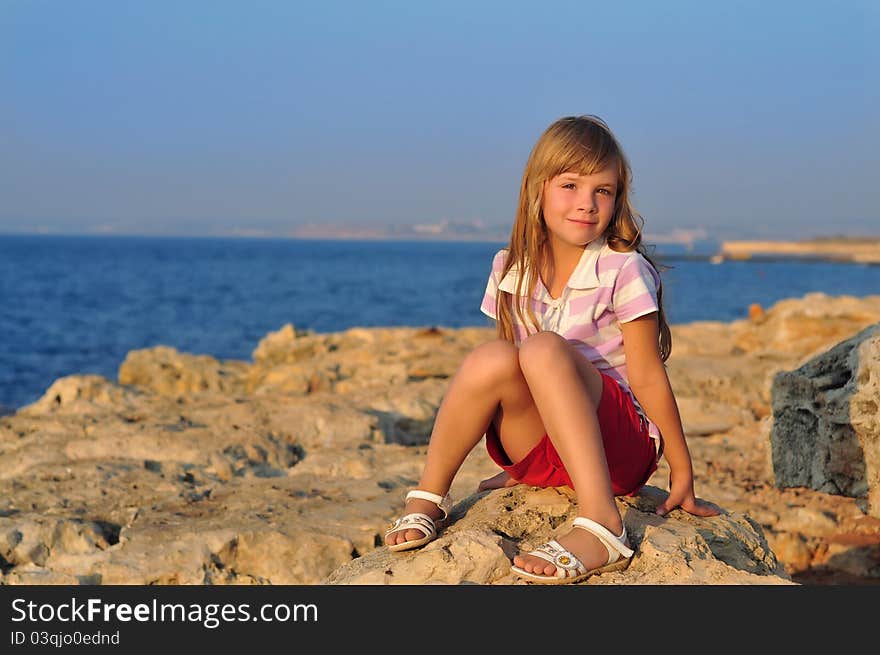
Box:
[676,396,754,436]
[118,346,249,396]
[4,294,880,585]
[326,486,791,585]
[731,293,880,359]
[19,374,143,415]
[251,323,326,367]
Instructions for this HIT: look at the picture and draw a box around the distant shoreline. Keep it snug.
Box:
[718,239,880,264]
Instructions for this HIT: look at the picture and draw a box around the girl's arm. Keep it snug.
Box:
[619,313,720,517]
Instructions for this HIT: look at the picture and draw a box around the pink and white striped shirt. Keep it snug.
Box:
[480,235,663,452]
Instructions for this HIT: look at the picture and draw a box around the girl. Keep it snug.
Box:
[384,115,718,584]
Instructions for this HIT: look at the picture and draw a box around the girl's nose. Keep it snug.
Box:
[578,193,598,213]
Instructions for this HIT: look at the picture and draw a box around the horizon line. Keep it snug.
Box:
[4,230,880,244]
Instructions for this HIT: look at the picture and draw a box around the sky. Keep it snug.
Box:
[1,0,877,241]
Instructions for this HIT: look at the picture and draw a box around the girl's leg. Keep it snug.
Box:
[386,338,548,546]
[511,331,624,577]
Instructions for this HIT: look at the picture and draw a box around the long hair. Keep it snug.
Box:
[495,115,672,361]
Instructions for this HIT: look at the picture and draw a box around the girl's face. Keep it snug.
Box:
[541,166,619,252]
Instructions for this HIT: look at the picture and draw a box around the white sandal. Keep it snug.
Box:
[510,517,634,584]
[385,489,453,553]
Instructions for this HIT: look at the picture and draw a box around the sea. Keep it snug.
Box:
[1,234,878,413]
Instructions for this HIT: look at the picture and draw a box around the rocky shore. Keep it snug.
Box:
[2,292,879,585]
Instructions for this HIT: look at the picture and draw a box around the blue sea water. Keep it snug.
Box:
[1,234,878,412]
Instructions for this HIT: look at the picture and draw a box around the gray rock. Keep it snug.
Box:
[770,323,880,516]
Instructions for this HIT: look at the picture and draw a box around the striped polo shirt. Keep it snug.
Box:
[480,235,662,452]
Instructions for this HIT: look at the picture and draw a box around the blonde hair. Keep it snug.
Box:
[495,115,672,361]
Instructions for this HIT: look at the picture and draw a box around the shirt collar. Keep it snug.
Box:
[497,236,605,298]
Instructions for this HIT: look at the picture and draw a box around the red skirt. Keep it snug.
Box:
[485,371,660,497]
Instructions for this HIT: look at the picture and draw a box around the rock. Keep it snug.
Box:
[666,355,769,408]
[676,396,753,436]
[2,565,83,585]
[118,346,249,396]
[668,321,736,357]
[326,486,791,584]
[765,532,813,572]
[770,323,880,517]
[259,397,378,450]
[731,293,880,359]
[210,530,356,584]
[4,294,880,585]
[246,362,320,395]
[19,375,143,415]
[252,324,326,367]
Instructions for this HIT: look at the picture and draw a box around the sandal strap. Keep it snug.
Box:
[572,517,634,563]
[405,489,453,521]
[384,512,436,540]
[525,540,586,579]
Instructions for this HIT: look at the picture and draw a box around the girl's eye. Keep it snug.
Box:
[562,183,576,189]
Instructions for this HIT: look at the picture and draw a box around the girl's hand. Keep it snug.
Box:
[656,473,722,517]
[477,470,519,492]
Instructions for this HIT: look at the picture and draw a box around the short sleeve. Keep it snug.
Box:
[480,249,508,320]
[612,253,660,323]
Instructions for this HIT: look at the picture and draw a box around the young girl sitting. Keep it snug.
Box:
[384,115,719,584]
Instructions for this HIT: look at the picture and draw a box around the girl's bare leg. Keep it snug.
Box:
[511,331,624,576]
[387,331,625,575]
[386,338,548,546]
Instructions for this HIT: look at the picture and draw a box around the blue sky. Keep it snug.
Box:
[1,0,877,240]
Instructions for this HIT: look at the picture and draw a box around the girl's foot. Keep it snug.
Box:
[512,520,626,577]
[384,497,446,548]
[476,470,519,492]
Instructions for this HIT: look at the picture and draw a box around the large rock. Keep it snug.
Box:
[770,323,880,517]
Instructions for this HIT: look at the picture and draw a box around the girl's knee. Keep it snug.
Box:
[518,331,569,373]
[461,339,521,387]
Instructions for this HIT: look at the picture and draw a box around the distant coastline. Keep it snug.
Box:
[0,222,712,249]
[717,237,880,264]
